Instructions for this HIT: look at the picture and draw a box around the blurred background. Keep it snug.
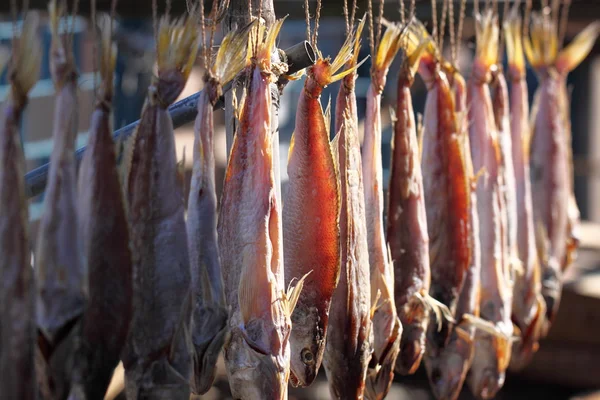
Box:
[1,0,600,399]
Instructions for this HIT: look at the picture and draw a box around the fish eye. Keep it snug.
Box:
[301,348,315,365]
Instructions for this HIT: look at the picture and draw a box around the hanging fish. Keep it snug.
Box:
[359,21,403,400]
[386,21,430,377]
[466,12,513,399]
[35,2,85,398]
[525,14,599,330]
[411,17,470,350]
[0,12,41,400]
[68,16,133,400]
[120,15,199,399]
[504,9,545,369]
[423,60,482,400]
[187,28,248,395]
[284,24,359,390]
[218,19,305,400]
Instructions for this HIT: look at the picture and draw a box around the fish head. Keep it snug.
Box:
[396,295,429,375]
[425,325,474,400]
[289,303,324,387]
[510,295,545,370]
[225,327,289,400]
[467,329,511,399]
[191,305,229,394]
[366,316,401,400]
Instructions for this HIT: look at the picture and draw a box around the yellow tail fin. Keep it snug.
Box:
[555,21,600,75]
[504,7,525,76]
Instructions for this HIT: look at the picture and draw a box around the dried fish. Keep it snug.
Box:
[0,12,41,400]
[187,28,248,395]
[68,16,133,400]
[284,25,358,390]
[386,21,429,377]
[524,14,599,329]
[466,12,513,399]
[423,63,482,400]
[120,16,199,399]
[35,2,84,398]
[359,21,404,400]
[323,16,372,399]
[504,9,545,369]
[412,18,470,349]
[219,19,304,400]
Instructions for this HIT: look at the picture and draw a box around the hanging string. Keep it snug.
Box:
[166,0,172,19]
[399,0,405,25]
[438,0,448,54]
[368,0,375,57]
[558,0,571,50]
[344,0,350,34]
[449,0,456,65]
[305,0,311,43]
[376,0,385,50]
[474,0,479,17]
[523,0,532,39]
[208,0,219,65]
[456,0,466,57]
[431,0,438,46]
[410,0,415,19]
[551,0,560,44]
[350,0,357,28]
[498,0,510,61]
[91,0,97,97]
[152,0,158,55]
[313,0,322,49]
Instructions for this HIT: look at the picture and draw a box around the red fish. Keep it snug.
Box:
[219,20,304,400]
[386,22,430,377]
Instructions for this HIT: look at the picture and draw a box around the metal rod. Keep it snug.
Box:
[24,40,315,199]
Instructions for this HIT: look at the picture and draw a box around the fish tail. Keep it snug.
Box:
[474,10,499,75]
[214,25,253,85]
[523,12,558,71]
[10,12,41,100]
[401,18,437,81]
[373,21,402,73]
[350,16,367,66]
[555,21,600,75]
[251,17,286,72]
[503,7,525,78]
[314,18,368,86]
[157,15,199,80]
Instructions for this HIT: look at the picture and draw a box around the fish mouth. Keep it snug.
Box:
[476,368,505,399]
[289,364,317,387]
[428,366,464,400]
[397,337,424,375]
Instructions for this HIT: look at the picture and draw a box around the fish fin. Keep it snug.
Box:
[416,112,424,160]
[214,23,253,84]
[416,292,454,332]
[330,129,341,168]
[176,146,187,195]
[168,291,193,364]
[318,21,369,85]
[237,236,271,327]
[105,362,125,400]
[11,11,42,96]
[288,131,296,164]
[503,6,524,76]
[283,69,305,81]
[535,220,550,268]
[555,21,600,75]
[284,271,310,317]
[323,95,332,138]
[157,15,200,79]
[454,324,473,344]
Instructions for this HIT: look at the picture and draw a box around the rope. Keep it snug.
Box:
[524,0,532,39]
[439,0,448,54]
[368,0,375,56]
[305,0,310,44]
[91,0,97,97]
[456,0,467,56]
[558,0,571,49]
[376,0,385,50]
[431,0,438,47]
[314,0,322,49]
[209,0,219,65]
[399,0,405,25]
[449,0,456,65]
